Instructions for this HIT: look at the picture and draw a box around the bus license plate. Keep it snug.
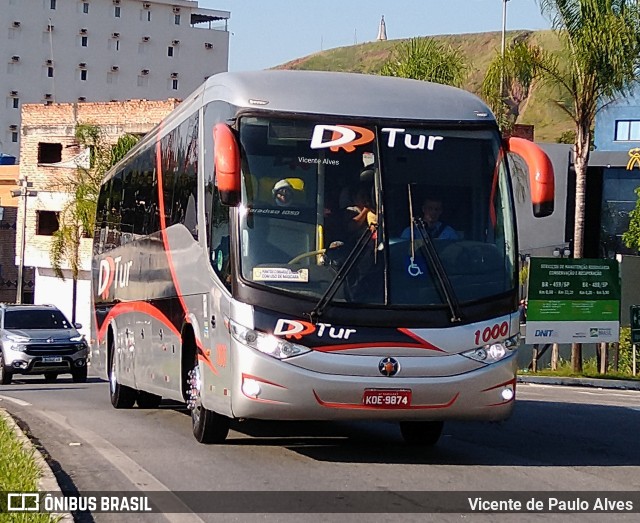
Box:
[362,389,412,408]
[42,357,63,363]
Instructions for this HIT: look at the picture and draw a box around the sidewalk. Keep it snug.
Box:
[518,374,640,391]
[0,409,72,521]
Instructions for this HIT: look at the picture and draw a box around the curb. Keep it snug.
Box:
[0,409,72,522]
[518,375,640,391]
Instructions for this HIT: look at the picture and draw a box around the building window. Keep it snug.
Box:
[50,0,56,9]
[11,132,18,143]
[114,5,120,17]
[36,211,59,236]
[80,69,88,81]
[141,9,151,21]
[174,14,181,25]
[172,79,179,90]
[13,98,19,109]
[47,66,54,77]
[615,120,640,141]
[81,36,88,47]
[38,142,62,163]
[83,2,89,14]
[167,46,174,57]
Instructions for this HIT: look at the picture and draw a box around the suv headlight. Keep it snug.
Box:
[462,334,519,364]
[5,334,29,352]
[6,334,30,343]
[229,320,311,360]
[70,335,84,342]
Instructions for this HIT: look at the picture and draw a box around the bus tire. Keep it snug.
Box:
[193,404,230,444]
[399,420,444,446]
[188,350,229,444]
[137,390,162,409]
[108,342,136,409]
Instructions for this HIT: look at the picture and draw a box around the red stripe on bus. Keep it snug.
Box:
[155,137,217,375]
[312,342,441,353]
[397,329,446,352]
[97,301,180,342]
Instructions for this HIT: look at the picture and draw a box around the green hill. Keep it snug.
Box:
[276,30,573,143]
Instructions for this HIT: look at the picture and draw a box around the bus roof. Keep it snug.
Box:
[201,70,496,124]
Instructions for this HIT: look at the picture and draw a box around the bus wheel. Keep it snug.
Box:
[109,352,136,409]
[187,361,230,444]
[137,390,162,409]
[399,421,444,446]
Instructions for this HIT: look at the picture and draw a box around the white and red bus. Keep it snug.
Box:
[91,71,554,445]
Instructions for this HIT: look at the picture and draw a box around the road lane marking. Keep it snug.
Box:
[0,395,32,406]
[35,410,205,523]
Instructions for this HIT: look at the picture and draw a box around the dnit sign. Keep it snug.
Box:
[631,305,640,344]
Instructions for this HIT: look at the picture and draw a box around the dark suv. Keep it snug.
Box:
[0,303,89,384]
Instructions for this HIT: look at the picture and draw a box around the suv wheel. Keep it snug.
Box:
[44,372,58,383]
[72,366,88,383]
[0,353,13,385]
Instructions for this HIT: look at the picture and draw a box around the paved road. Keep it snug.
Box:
[1,376,640,522]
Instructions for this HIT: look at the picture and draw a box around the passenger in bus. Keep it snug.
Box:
[401,196,458,240]
[272,179,295,207]
[346,184,377,234]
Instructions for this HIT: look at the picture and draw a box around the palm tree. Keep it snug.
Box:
[49,124,139,323]
[380,37,468,87]
[484,1,640,372]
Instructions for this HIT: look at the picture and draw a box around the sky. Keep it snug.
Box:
[200,0,552,72]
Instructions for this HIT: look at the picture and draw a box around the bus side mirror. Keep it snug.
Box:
[213,123,241,206]
[506,137,555,218]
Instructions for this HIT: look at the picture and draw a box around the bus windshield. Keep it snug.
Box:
[234,116,516,308]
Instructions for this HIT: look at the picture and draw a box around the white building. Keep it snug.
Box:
[1,0,230,159]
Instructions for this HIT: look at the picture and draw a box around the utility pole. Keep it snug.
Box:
[10,176,37,304]
[500,0,510,102]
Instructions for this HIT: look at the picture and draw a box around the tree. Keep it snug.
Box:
[49,124,139,323]
[622,186,640,251]
[483,1,640,372]
[380,37,468,87]
[481,38,541,132]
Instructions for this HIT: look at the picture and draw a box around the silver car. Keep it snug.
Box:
[0,303,89,384]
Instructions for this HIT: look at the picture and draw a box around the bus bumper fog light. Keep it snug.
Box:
[242,378,261,398]
[501,387,514,401]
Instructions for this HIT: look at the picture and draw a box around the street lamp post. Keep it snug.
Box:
[500,0,511,103]
[10,176,37,304]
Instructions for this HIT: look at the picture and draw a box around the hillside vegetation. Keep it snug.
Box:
[277,30,573,143]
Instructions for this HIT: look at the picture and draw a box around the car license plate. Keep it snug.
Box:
[42,356,63,363]
[362,389,412,408]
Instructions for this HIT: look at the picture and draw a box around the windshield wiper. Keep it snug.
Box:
[307,224,376,324]
[413,218,462,323]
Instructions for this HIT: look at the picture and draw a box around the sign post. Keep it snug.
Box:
[631,305,640,375]
[526,258,620,345]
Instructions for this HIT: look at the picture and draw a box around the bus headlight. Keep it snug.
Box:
[462,334,519,364]
[229,320,311,360]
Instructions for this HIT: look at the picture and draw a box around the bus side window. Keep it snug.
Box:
[210,186,231,290]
